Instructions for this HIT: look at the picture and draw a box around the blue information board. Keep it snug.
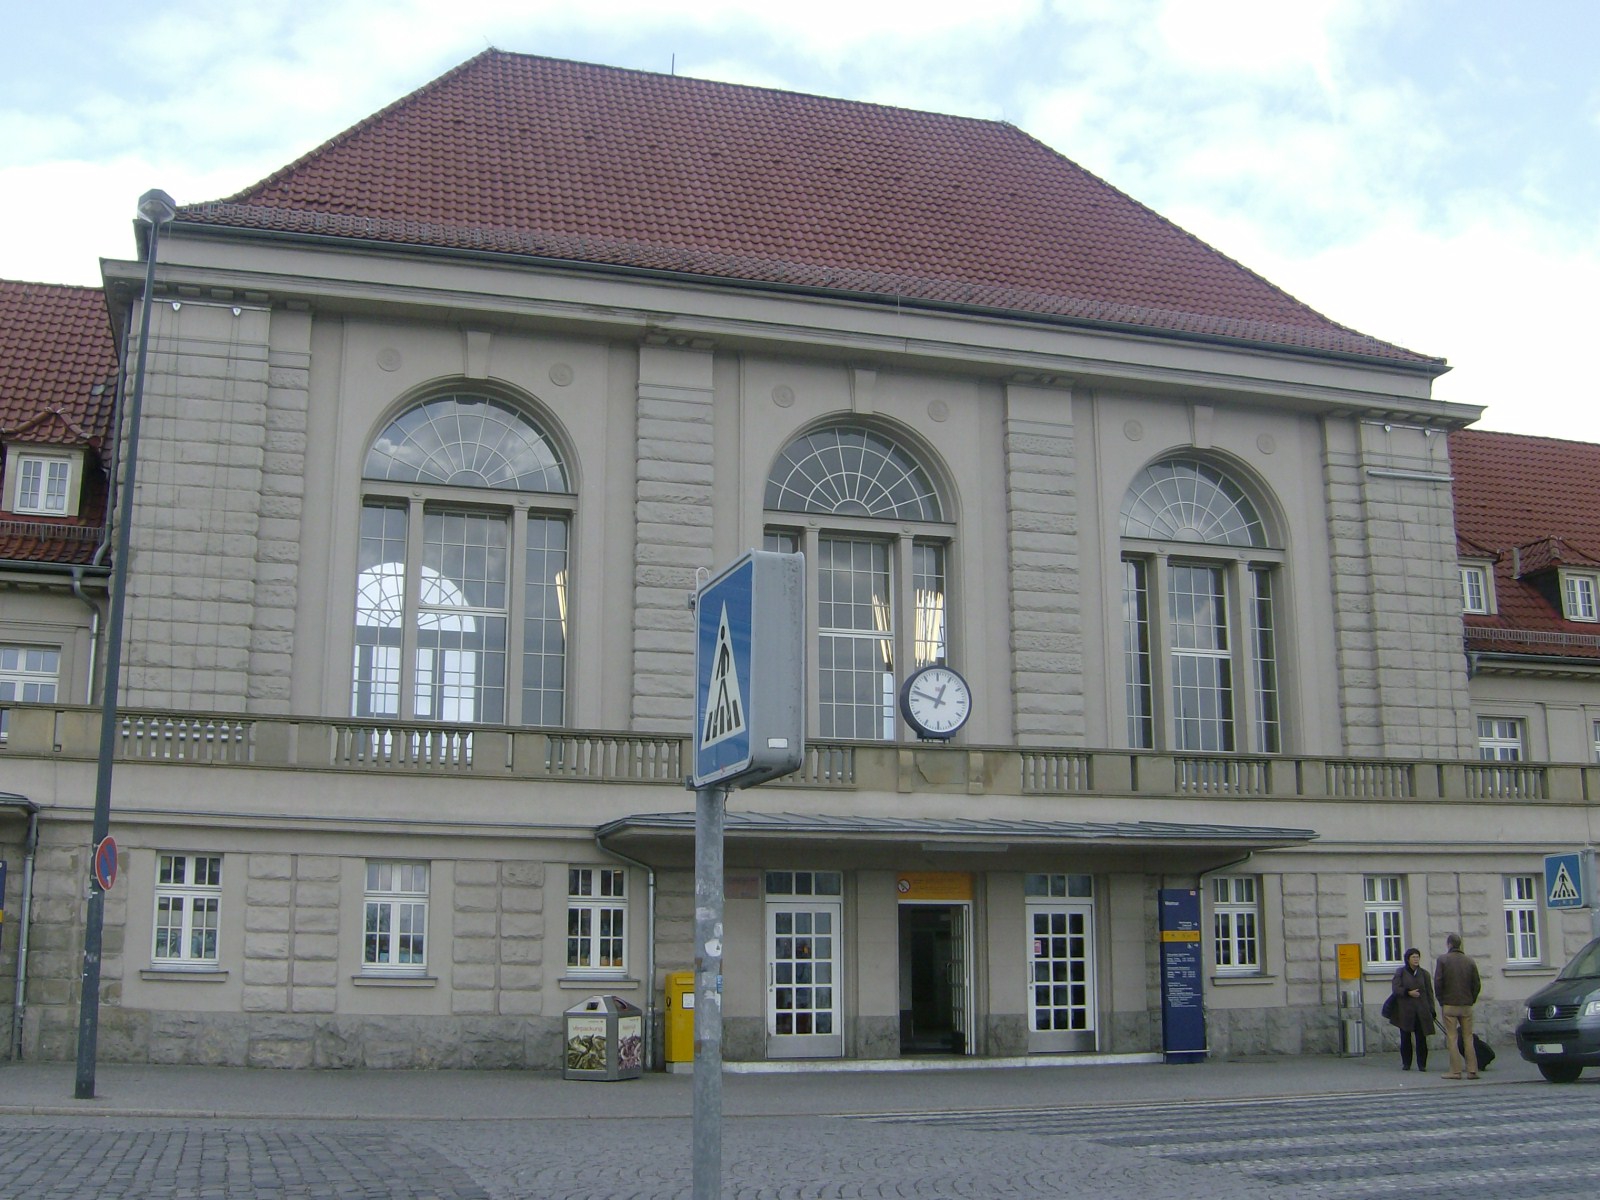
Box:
[1159,888,1207,1064]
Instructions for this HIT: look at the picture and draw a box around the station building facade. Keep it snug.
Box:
[3,52,1598,1069]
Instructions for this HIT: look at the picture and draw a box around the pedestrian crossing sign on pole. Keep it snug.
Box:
[1545,852,1586,909]
[691,550,805,789]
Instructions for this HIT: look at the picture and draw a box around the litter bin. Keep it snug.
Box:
[563,994,644,1080]
[664,970,696,1067]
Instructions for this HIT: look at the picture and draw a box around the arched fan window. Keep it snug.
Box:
[1120,457,1283,754]
[353,394,571,728]
[763,424,951,741]
[364,394,568,492]
[1120,458,1265,547]
[765,426,942,521]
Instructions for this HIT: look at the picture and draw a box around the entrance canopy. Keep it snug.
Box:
[596,811,1317,873]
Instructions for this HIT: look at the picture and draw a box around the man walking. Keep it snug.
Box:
[1434,932,1482,1078]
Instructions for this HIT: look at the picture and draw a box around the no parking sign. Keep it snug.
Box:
[93,836,118,891]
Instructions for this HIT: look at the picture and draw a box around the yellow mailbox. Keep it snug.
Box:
[664,970,696,1064]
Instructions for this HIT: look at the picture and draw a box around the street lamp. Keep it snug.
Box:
[74,188,177,1100]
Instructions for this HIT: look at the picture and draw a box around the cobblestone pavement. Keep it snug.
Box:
[4,1081,1598,1199]
[862,1084,1600,1198]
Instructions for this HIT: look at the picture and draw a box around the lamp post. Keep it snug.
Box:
[74,188,176,1100]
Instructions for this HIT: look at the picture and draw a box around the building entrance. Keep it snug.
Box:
[898,903,973,1054]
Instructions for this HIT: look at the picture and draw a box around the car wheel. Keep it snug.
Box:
[1538,1063,1583,1084]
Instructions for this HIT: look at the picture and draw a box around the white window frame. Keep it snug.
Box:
[0,643,61,741]
[4,446,83,517]
[1476,716,1524,761]
[1592,718,1600,764]
[1503,874,1542,965]
[363,860,429,974]
[1363,876,1405,969]
[151,853,222,966]
[1211,875,1261,975]
[1561,570,1599,622]
[1459,563,1492,615]
[567,866,628,975]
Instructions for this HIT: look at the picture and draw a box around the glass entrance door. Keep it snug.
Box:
[1026,898,1096,1053]
[898,903,975,1054]
[765,899,843,1058]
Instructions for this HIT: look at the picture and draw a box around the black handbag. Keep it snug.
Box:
[1381,992,1398,1020]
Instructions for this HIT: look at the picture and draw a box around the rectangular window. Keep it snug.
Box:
[1211,876,1260,973]
[911,541,947,667]
[1169,563,1233,752]
[354,501,569,727]
[14,454,72,515]
[1363,876,1404,968]
[1504,875,1541,964]
[152,854,222,965]
[1564,572,1599,622]
[0,644,60,741]
[1593,719,1600,763]
[522,515,569,726]
[1123,559,1154,749]
[364,861,429,972]
[764,870,843,896]
[1460,565,1489,614]
[816,536,896,740]
[1251,568,1280,754]
[1477,717,1524,761]
[416,509,508,723]
[1024,873,1093,898]
[567,867,627,973]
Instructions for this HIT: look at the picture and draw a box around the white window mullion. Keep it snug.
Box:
[1225,559,1258,752]
[1149,553,1174,751]
[505,506,530,725]
[400,497,426,721]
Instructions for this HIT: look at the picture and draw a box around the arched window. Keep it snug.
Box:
[353,394,571,727]
[1119,458,1282,753]
[764,425,951,741]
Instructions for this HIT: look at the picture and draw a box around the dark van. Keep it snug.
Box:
[1515,935,1600,1082]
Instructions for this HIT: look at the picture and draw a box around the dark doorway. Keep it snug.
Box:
[898,904,964,1054]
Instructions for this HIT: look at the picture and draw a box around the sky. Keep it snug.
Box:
[4,0,1597,440]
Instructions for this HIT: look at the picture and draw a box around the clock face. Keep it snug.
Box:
[900,665,972,739]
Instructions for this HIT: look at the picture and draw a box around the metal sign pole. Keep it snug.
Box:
[692,783,726,1200]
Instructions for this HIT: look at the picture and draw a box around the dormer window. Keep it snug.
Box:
[1562,570,1599,622]
[1460,564,1492,615]
[4,446,84,517]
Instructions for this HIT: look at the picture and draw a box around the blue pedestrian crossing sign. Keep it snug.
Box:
[1545,853,1586,909]
[692,551,805,789]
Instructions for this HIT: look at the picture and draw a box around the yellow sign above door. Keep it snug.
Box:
[896,872,973,901]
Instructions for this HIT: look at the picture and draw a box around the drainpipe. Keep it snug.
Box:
[69,568,103,701]
[595,833,657,1070]
[1,794,40,1061]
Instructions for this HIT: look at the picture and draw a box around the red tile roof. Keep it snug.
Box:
[0,279,117,566]
[1451,428,1600,661]
[0,280,118,448]
[180,51,1441,369]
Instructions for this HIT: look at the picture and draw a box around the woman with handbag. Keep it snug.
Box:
[1386,947,1438,1071]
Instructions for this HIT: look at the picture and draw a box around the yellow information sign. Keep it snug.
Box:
[895,872,973,901]
[1336,942,1363,980]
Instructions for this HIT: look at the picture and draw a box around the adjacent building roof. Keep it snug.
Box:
[0,279,117,566]
[178,51,1441,370]
[1451,428,1600,662]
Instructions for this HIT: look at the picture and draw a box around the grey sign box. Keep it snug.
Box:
[692,550,806,788]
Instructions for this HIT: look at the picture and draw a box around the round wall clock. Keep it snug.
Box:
[899,664,972,740]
